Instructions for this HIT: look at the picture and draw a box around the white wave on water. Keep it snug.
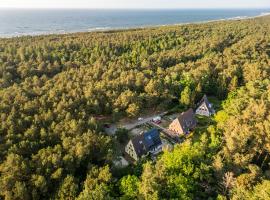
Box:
[227,16,249,20]
[87,27,111,31]
[259,12,270,16]
[183,12,270,25]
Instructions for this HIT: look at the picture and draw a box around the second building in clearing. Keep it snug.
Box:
[168,108,197,136]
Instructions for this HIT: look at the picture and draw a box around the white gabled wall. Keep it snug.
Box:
[125,140,138,161]
[196,102,210,116]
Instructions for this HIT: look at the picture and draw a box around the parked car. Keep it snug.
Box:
[153,120,161,124]
[152,116,162,124]
[138,117,144,121]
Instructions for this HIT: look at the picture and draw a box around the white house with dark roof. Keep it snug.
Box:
[195,95,215,117]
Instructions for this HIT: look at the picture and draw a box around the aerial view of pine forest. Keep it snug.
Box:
[0,15,270,199]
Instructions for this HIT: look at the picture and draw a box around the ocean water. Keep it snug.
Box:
[0,9,269,37]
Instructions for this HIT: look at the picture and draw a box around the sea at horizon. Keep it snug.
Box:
[0,8,270,38]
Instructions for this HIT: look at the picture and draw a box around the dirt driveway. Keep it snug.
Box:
[120,111,168,130]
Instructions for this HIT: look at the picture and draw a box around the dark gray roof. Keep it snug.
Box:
[177,108,197,133]
[131,134,146,157]
[131,129,162,158]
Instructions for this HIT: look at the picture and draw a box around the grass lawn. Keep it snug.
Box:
[160,119,171,129]
[196,115,213,126]
[190,114,216,143]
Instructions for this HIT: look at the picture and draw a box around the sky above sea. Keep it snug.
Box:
[1,0,270,9]
[0,9,269,37]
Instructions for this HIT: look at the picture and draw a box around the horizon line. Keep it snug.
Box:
[1,7,270,10]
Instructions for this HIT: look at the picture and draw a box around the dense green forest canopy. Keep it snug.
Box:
[0,16,270,199]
